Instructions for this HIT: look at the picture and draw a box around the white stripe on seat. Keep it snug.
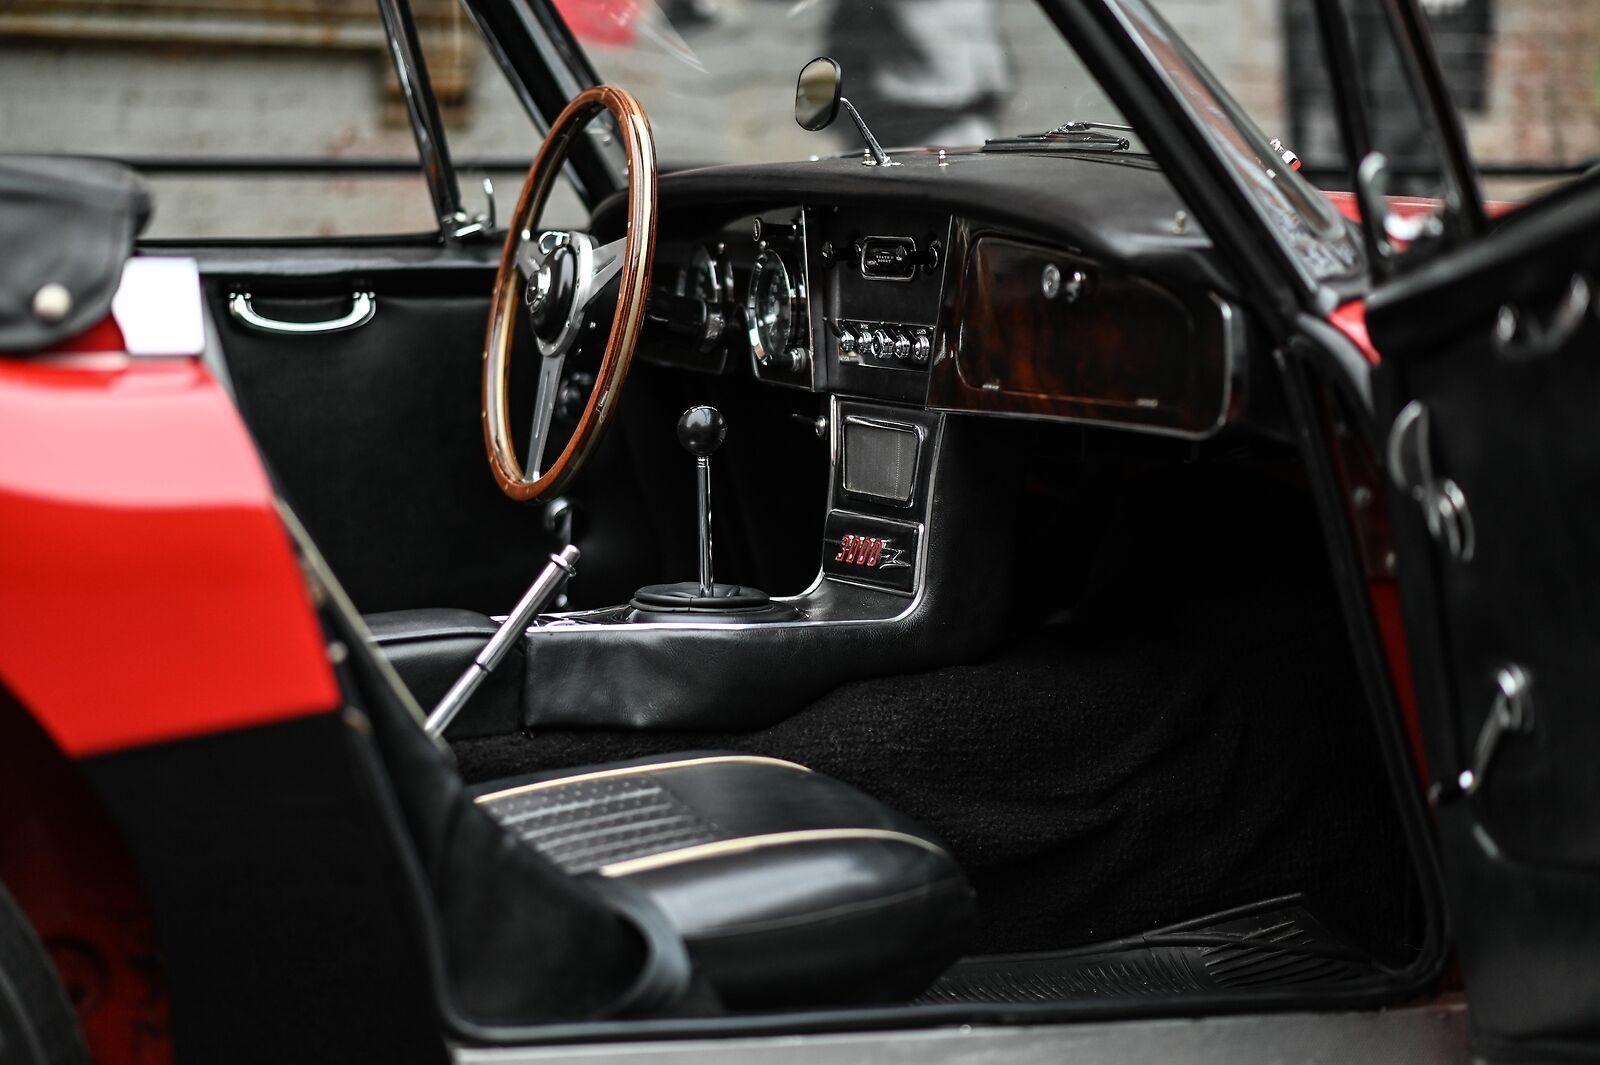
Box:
[596,828,949,877]
[473,755,812,804]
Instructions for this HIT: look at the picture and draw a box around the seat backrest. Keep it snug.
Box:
[279,502,690,1037]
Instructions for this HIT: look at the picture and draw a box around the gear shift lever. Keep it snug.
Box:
[677,405,726,597]
[624,406,799,623]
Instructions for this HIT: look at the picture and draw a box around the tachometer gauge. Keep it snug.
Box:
[676,244,722,303]
[745,248,795,366]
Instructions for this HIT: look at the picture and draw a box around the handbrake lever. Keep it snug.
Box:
[424,544,580,737]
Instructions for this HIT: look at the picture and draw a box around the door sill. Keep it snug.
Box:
[455,997,1468,1065]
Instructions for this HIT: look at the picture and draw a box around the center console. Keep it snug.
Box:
[514,393,1012,732]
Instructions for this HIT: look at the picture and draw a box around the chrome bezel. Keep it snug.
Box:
[744,247,797,365]
[857,235,919,282]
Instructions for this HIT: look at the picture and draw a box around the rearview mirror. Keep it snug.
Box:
[795,57,842,132]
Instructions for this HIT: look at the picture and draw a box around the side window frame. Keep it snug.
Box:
[1307,0,1488,281]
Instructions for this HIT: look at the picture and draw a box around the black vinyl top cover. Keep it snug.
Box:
[0,155,150,353]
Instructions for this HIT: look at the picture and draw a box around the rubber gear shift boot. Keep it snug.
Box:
[626,582,802,624]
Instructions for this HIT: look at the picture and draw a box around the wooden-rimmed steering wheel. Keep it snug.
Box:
[483,85,657,502]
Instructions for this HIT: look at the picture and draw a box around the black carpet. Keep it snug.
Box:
[452,460,1420,963]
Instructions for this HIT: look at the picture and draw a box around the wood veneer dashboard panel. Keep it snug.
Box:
[928,225,1239,437]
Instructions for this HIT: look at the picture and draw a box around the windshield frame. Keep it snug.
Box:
[1103,0,1365,289]
[480,0,1368,306]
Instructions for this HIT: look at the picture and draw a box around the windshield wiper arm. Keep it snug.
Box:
[984,121,1132,153]
[1049,120,1135,135]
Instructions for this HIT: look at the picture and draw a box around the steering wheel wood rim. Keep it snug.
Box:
[483,85,657,502]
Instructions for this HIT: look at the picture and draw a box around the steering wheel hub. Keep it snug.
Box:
[527,241,578,340]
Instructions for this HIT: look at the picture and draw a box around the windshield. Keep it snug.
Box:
[556,0,1131,166]
[551,0,1360,286]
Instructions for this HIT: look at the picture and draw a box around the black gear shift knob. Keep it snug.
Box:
[677,405,727,458]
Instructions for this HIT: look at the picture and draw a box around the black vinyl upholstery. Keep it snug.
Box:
[472,753,974,1008]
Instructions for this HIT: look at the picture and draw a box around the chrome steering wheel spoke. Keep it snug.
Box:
[524,351,567,478]
[515,231,620,477]
[583,236,628,307]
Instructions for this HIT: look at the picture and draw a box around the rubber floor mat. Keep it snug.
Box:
[916,895,1386,1004]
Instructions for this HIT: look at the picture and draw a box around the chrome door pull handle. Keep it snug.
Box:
[229,290,376,335]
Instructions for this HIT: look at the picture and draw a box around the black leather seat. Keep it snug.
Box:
[470,752,974,1009]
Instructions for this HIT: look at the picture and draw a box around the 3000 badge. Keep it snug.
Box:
[823,513,918,593]
[834,534,907,569]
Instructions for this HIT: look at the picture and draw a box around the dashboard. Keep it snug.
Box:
[627,151,1247,440]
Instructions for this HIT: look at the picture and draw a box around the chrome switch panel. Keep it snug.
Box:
[829,318,932,371]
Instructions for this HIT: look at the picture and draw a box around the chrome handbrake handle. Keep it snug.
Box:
[424,545,579,737]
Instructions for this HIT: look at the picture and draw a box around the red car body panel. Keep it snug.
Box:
[1322,298,1429,779]
[1329,299,1382,366]
[0,345,340,759]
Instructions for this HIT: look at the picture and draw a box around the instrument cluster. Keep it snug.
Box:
[643,206,951,403]
[645,211,815,387]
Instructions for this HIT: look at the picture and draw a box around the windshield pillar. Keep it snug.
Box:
[375,0,470,240]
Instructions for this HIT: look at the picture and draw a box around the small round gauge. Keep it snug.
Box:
[745,248,795,365]
[676,245,722,303]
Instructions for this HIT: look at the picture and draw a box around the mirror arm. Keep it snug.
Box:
[840,97,894,168]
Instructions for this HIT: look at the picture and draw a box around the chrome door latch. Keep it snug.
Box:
[1387,400,1475,563]
[1432,664,1534,806]
[448,177,498,242]
[1494,272,1592,362]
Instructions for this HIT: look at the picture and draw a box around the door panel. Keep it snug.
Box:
[199,253,825,619]
[1366,177,1600,1058]
[201,261,590,617]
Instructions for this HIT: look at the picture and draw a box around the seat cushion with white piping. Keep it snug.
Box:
[471,752,973,1008]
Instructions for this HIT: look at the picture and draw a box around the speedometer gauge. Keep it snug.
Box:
[745,249,795,366]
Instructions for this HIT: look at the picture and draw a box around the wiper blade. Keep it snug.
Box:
[984,121,1131,153]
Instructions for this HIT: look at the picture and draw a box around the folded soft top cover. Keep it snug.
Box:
[0,156,150,354]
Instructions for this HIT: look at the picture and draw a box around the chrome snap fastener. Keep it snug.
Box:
[32,282,72,322]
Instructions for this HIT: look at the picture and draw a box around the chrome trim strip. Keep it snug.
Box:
[597,828,948,877]
[473,756,813,804]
